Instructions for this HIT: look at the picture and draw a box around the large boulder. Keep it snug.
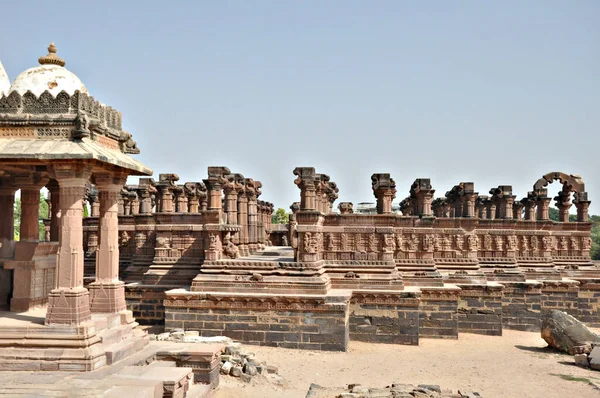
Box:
[541,310,600,354]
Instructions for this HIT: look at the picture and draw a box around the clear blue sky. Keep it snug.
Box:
[1,1,598,213]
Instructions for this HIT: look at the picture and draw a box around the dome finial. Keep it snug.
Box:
[38,42,65,67]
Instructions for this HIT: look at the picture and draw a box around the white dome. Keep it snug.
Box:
[0,61,9,97]
[8,43,87,97]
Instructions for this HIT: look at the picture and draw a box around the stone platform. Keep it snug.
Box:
[0,339,222,397]
[0,308,148,371]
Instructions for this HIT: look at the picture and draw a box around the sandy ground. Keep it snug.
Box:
[216,330,600,398]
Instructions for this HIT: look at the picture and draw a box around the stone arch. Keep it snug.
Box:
[533,172,585,194]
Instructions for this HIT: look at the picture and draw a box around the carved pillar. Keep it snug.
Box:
[463,194,477,218]
[89,173,128,314]
[554,189,571,223]
[535,190,551,221]
[575,192,591,222]
[205,167,230,212]
[293,167,317,211]
[45,180,61,242]
[156,174,179,213]
[46,162,93,325]
[173,186,188,213]
[17,175,48,241]
[0,179,16,257]
[184,182,205,214]
[371,173,397,214]
[522,194,537,221]
[513,202,524,220]
[237,181,249,256]
[223,174,241,226]
[412,179,435,217]
[130,191,139,215]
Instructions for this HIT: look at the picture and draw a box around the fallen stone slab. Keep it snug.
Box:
[541,310,600,354]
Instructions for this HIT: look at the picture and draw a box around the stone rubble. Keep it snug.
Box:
[305,383,482,398]
[150,330,284,385]
[573,344,600,371]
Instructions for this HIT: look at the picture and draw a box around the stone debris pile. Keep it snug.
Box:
[574,344,600,370]
[305,383,482,398]
[150,330,284,384]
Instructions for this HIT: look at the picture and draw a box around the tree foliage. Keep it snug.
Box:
[13,194,49,241]
[271,208,289,224]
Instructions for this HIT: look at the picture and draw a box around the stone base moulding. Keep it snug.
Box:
[89,281,127,314]
[164,289,351,351]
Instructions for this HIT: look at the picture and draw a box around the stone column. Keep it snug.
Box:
[513,202,524,220]
[503,196,515,219]
[237,183,249,256]
[246,179,258,253]
[89,172,128,315]
[463,193,477,218]
[293,167,317,211]
[535,190,551,221]
[371,173,396,214]
[137,178,156,215]
[17,175,48,241]
[205,167,230,213]
[412,179,435,217]
[130,191,139,215]
[46,180,61,242]
[0,180,16,257]
[173,186,188,213]
[46,162,93,325]
[223,175,240,225]
[575,192,591,222]
[157,174,179,213]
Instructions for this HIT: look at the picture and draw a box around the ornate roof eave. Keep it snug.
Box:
[0,137,152,176]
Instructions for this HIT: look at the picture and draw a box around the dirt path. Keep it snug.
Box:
[216,330,600,398]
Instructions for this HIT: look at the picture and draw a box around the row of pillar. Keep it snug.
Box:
[293,167,339,213]
[1,163,130,325]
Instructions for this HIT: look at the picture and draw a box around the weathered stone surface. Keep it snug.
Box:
[541,310,600,354]
[574,353,590,367]
[589,346,600,370]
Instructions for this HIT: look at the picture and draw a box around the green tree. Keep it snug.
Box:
[13,194,50,241]
[590,215,600,261]
[271,208,289,224]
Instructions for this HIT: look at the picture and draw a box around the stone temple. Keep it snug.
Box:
[0,44,599,378]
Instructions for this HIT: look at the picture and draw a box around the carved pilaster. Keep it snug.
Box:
[156,173,179,213]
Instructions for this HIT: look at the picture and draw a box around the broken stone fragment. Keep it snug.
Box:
[574,353,590,368]
[244,363,258,376]
[220,361,233,375]
[266,365,278,374]
[240,373,252,383]
[230,365,243,377]
[225,343,242,356]
[590,346,600,370]
[184,330,199,337]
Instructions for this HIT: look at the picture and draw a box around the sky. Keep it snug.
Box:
[1,1,598,213]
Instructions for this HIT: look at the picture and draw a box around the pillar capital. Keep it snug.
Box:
[338,202,354,214]
[371,173,396,214]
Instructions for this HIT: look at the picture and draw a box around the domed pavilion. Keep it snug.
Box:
[0,43,152,371]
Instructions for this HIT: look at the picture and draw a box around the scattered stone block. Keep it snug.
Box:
[590,346,600,370]
[221,361,233,375]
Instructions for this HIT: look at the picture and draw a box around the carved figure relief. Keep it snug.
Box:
[326,233,335,251]
[494,236,503,252]
[542,236,552,251]
[383,233,396,253]
[507,235,517,251]
[467,234,478,251]
[520,236,529,251]
[441,236,451,251]
[583,237,592,251]
[209,234,218,250]
[483,235,492,251]
[223,232,239,259]
[396,234,405,252]
[341,233,349,251]
[559,236,568,251]
[423,234,435,252]
[408,234,419,251]
[303,232,318,253]
[570,236,579,251]
[120,231,130,247]
[531,236,539,251]
[455,235,464,251]
[368,233,378,252]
